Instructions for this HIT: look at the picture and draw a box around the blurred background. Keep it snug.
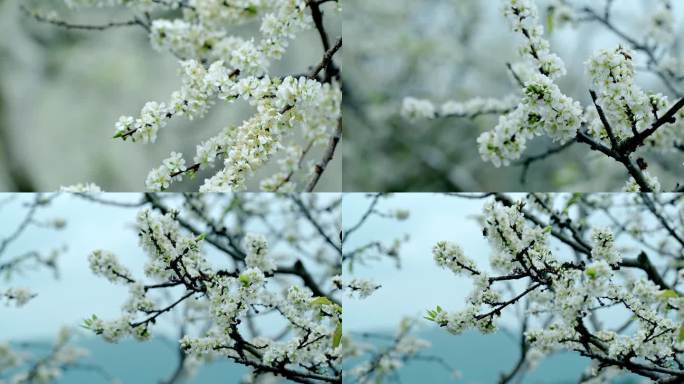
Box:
[343,0,684,192]
[0,0,341,191]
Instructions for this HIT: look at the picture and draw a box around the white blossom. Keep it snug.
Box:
[346,278,381,299]
[41,0,341,192]
[2,287,36,307]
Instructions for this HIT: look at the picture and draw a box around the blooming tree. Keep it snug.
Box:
[427,193,684,383]
[402,0,684,191]
[22,0,341,192]
[77,193,342,383]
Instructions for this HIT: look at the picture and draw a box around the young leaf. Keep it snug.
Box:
[311,296,333,306]
[332,321,342,348]
[658,289,679,301]
[585,267,597,279]
[239,274,250,286]
[546,6,555,35]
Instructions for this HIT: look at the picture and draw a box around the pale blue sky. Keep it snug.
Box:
[0,194,145,340]
[342,193,497,332]
[0,193,340,342]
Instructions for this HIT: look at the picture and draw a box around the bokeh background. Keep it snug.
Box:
[343,0,684,192]
[0,0,341,192]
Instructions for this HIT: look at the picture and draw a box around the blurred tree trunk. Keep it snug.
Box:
[0,72,36,191]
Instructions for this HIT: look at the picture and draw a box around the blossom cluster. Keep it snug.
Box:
[243,233,275,273]
[432,241,478,275]
[39,0,342,191]
[81,196,342,383]
[345,278,381,299]
[88,249,134,284]
[137,63,342,192]
[586,47,657,140]
[403,0,583,168]
[584,45,684,158]
[590,227,621,265]
[503,0,566,79]
[624,171,663,192]
[2,287,36,307]
[400,0,684,189]
[427,194,684,382]
[477,0,582,168]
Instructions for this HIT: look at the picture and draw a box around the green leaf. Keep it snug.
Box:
[562,193,582,215]
[137,327,150,339]
[585,267,597,279]
[546,6,555,35]
[425,306,445,322]
[239,274,250,287]
[82,314,98,330]
[195,233,207,242]
[347,259,354,274]
[311,296,333,306]
[428,311,436,320]
[332,321,342,348]
[658,289,679,301]
[112,131,125,139]
[245,5,258,15]
[679,324,684,342]
[543,225,553,233]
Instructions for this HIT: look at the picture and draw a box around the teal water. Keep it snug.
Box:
[347,328,639,384]
[52,338,245,383]
[11,330,642,383]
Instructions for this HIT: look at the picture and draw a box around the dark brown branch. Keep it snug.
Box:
[305,118,342,192]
